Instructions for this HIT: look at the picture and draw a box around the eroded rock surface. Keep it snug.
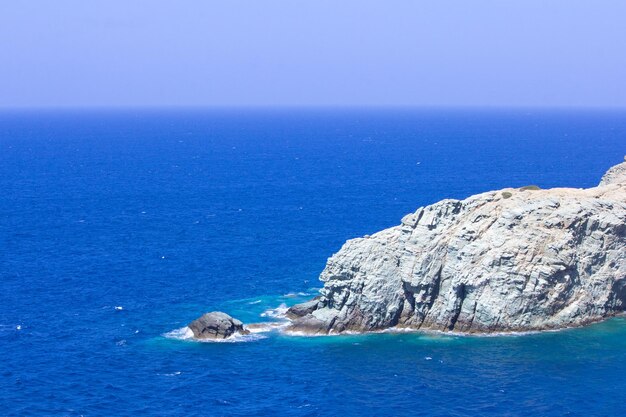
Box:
[188,311,249,339]
[288,160,626,334]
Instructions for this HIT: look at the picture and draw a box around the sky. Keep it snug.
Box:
[1,1,625,108]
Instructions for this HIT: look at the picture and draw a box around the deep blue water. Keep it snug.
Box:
[1,108,625,416]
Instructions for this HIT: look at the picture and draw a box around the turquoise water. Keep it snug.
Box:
[1,109,625,416]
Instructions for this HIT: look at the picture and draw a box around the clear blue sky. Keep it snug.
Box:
[1,1,625,108]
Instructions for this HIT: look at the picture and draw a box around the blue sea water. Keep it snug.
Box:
[1,108,625,416]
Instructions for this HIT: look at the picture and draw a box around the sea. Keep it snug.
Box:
[1,108,625,416]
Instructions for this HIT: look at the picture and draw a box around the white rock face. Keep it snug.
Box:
[288,161,626,334]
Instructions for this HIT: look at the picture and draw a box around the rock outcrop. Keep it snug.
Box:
[189,312,250,339]
[287,160,626,334]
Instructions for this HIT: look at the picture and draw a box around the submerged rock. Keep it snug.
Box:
[188,312,250,339]
[288,160,626,335]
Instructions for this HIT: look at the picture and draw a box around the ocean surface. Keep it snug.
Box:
[1,108,625,416]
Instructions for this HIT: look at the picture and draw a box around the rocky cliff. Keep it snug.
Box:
[287,160,626,334]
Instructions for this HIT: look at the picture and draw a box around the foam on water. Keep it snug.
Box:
[163,326,268,343]
[158,371,182,377]
[283,292,299,298]
[260,303,289,319]
[247,321,289,333]
[163,326,195,341]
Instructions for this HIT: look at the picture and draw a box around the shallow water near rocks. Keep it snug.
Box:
[2,109,626,416]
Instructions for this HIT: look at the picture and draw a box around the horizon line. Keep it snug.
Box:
[2,104,626,112]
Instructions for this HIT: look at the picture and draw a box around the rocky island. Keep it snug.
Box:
[285,160,626,335]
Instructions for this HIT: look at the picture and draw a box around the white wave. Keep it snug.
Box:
[217,333,267,343]
[381,327,422,334]
[162,326,266,343]
[281,325,542,339]
[246,321,289,333]
[282,291,317,298]
[164,326,195,341]
[282,327,451,339]
[281,326,435,338]
[281,329,331,337]
[260,303,288,319]
[190,332,267,343]
[418,328,548,338]
[247,300,262,305]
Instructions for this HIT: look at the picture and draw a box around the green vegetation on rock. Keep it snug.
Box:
[519,185,541,191]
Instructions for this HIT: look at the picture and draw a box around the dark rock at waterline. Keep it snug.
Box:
[287,314,331,334]
[285,297,323,319]
[188,311,250,339]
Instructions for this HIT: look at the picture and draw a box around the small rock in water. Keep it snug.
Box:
[188,311,250,340]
